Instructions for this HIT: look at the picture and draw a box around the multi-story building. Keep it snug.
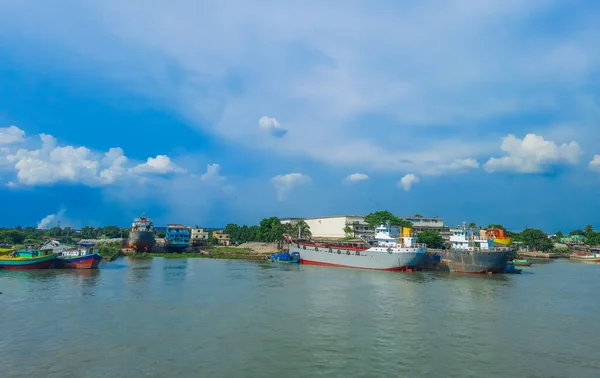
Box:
[401,215,451,240]
[213,230,231,246]
[190,227,210,246]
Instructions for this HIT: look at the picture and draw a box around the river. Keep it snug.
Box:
[1,258,599,377]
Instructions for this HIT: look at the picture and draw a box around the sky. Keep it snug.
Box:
[1,0,599,232]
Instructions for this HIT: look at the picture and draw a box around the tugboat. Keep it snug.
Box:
[0,249,56,270]
[440,224,514,274]
[54,242,102,269]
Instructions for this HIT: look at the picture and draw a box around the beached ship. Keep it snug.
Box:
[569,248,600,263]
[289,224,426,271]
[54,242,102,269]
[0,249,56,270]
[129,214,156,252]
[441,227,514,273]
[486,228,513,246]
[165,224,190,252]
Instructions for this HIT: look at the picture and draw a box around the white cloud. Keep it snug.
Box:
[591,155,600,172]
[484,134,581,173]
[131,155,185,174]
[4,131,185,186]
[37,209,67,229]
[398,173,419,192]
[0,126,25,145]
[258,116,288,138]
[271,173,310,201]
[344,173,369,183]
[3,1,597,174]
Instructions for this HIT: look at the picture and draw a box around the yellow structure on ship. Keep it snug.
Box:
[486,228,513,246]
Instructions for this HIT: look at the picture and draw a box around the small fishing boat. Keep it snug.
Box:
[569,251,600,263]
[54,242,102,269]
[268,251,300,263]
[512,259,533,267]
[0,249,56,270]
[505,263,522,274]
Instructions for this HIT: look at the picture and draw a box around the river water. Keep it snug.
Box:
[1,258,599,378]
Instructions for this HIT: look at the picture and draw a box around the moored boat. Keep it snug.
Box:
[569,250,600,263]
[290,224,426,271]
[0,249,56,270]
[129,214,156,252]
[487,228,513,247]
[505,262,522,274]
[54,243,102,269]
[269,251,300,263]
[512,259,533,267]
[441,226,514,274]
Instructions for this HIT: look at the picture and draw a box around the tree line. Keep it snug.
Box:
[0,225,129,246]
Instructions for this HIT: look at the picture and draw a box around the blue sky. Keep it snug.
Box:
[1,0,599,232]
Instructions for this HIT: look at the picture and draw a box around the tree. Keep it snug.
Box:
[364,211,412,229]
[101,225,122,239]
[520,228,553,251]
[570,229,584,236]
[417,230,445,249]
[467,222,479,229]
[290,220,311,239]
[343,225,353,238]
[555,231,564,240]
[156,230,167,238]
[258,217,285,242]
[487,224,506,231]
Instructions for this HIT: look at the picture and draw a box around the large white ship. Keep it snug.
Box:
[289,224,426,271]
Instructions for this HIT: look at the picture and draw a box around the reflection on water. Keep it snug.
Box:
[1,259,600,378]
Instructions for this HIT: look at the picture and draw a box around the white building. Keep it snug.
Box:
[282,214,449,240]
[281,215,367,239]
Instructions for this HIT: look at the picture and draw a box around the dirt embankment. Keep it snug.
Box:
[236,242,280,254]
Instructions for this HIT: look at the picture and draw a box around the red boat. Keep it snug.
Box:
[55,244,102,269]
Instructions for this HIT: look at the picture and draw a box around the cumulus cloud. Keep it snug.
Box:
[344,173,369,183]
[271,173,310,201]
[591,155,600,172]
[398,173,419,192]
[0,126,25,145]
[37,209,67,229]
[131,155,185,174]
[258,116,288,138]
[4,131,185,186]
[484,134,581,174]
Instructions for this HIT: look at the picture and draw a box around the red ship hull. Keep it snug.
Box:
[55,254,102,269]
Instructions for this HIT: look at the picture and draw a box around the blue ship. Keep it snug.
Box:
[165,224,190,252]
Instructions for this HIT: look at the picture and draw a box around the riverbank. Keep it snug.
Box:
[120,246,269,261]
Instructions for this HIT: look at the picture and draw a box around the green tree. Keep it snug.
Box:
[467,222,479,229]
[290,220,312,239]
[258,217,285,242]
[343,225,354,237]
[80,226,96,239]
[487,224,506,231]
[0,230,26,244]
[364,211,412,229]
[555,231,564,240]
[520,228,553,251]
[101,225,122,238]
[570,229,584,236]
[156,230,167,238]
[417,230,445,249]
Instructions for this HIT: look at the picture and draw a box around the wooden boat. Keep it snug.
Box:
[54,243,102,269]
[0,249,56,270]
[512,259,533,267]
[569,252,600,263]
[268,251,300,263]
